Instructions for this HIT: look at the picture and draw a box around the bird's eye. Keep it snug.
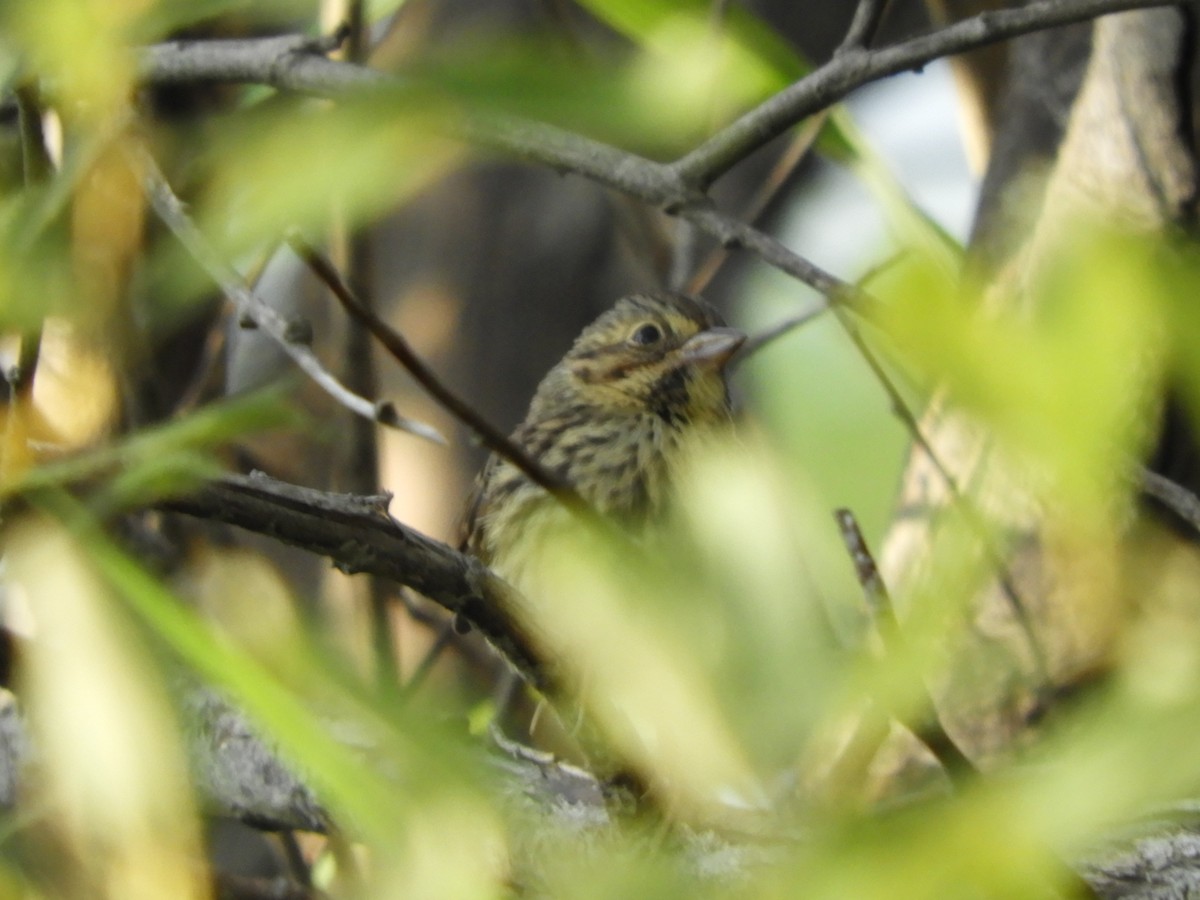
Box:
[629,323,663,346]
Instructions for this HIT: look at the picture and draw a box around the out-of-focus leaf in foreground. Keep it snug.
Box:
[7,514,208,900]
[575,0,801,94]
[54,496,509,896]
[876,227,1167,525]
[3,385,301,499]
[534,523,764,823]
[380,28,779,160]
[6,0,140,123]
[200,94,463,256]
[517,432,853,819]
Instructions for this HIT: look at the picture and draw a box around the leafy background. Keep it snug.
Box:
[0,1,1193,898]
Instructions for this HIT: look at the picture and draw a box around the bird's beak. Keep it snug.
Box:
[677,327,746,371]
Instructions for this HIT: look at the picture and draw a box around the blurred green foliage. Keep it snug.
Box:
[0,1,1198,899]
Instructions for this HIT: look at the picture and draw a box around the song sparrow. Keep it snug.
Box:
[461,290,744,585]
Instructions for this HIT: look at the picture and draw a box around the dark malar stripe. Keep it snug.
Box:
[651,367,690,426]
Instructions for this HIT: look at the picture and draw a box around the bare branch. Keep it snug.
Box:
[133,0,1175,298]
[131,7,1130,699]
[136,32,371,93]
[730,241,903,364]
[327,0,400,691]
[675,0,1180,187]
[136,151,444,445]
[683,205,854,300]
[287,235,589,513]
[838,0,891,54]
[832,308,1051,687]
[184,689,330,833]
[834,508,977,782]
[160,471,557,695]
[164,473,645,778]
[686,112,829,295]
[732,305,827,364]
[1141,468,1200,535]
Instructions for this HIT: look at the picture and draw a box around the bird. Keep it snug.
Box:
[460,290,745,587]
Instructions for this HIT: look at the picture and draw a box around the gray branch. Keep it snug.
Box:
[182,689,328,832]
[674,0,1181,187]
[138,151,444,444]
[131,0,1173,301]
[161,471,556,696]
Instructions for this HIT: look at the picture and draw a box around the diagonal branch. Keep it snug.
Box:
[838,0,892,54]
[682,205,854,300]
[1140,468,1200,535]
[133,0,1174,297]
[287,235,588,512]
[161,471,556,694]
[137,150,443,444]
[832,307,1051,685]
[674,0,1180,188]
[834,507,977,783]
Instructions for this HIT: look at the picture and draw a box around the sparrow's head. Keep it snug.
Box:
[532,291,744,427]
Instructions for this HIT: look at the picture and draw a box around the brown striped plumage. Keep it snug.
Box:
[461,291,743,585]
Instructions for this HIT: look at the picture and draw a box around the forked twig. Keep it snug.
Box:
[686,112,831,296]
[673,0,1177,187]
[287,233,587,511]
[136,150,443,444]
[838,0,892,54]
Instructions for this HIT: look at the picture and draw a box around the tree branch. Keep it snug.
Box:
[136,32,370,93]
[1140,468,1200,535]
[133,0,1173,298]
[838,0,891,54]
[287,235,588,513]
[682,204,854,300]
[160,471,556,695]
[136,150,444,444]
[832,307,1051,687]
[834,508,977,782]
[674,0,1180,188]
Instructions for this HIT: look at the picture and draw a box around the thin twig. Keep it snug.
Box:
[12,83,50,397]
[14,82,52,184]
[131,3,1125,686]
[735,250,904,363]
[839,0,892,54]
[332,0,401,693]
[135,0,1171,202]
[161,471,557,694]
[832,308,1051,685]
[686,111,830,295]
[279,830,313,888]
[674,0,1179,187]
[133,0,1171,297]
[396,588,507,688]
[834,508,977,782]
[669,220,701,292]
[402,623,455,697]
[287,234,588,511]
[136,150,443,444]
[689,208,1046,681]
[164,472,626,778]
[683,205,855,300]
[732,305,828,364]
[1140,467,1200,534]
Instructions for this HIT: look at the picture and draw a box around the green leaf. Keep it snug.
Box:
[50,493,407,838]
[5,384,304,498]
